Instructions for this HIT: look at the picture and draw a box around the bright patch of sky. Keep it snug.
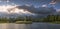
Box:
[0,0,60,10]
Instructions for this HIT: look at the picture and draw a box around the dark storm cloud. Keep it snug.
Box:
[50,0,60,4]
[55,0,60,2]
[15,5,56,14]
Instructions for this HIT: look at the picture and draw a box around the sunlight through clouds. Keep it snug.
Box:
[42,4,47,7]
[0,0,59,17]
[0,0,34,15]
[0,5,17,12]
[0,5,33,15]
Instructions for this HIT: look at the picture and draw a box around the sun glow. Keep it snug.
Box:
[0,5,32,14]
[10,8,33,14]
[0,0,35,16]
[0,5,17,12]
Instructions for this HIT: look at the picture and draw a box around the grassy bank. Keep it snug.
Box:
[0,20,32,24]
[0,21,60,24]
[15,21,32,24]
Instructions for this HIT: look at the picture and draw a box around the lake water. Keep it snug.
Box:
[0,22,60,29]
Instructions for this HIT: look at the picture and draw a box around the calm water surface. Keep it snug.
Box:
[0,22,60,29]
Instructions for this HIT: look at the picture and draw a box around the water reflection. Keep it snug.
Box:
[7,23,31,29]
[0,23,60,29]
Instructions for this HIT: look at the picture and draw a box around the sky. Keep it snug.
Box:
[0,0,60,10]
[0,0,60,18]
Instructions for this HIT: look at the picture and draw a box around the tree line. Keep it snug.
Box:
[0,15,60,23]
[43,15,60,22]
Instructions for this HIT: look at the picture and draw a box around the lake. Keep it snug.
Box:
[0,22,60,29]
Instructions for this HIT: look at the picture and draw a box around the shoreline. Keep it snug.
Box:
[0,22,60,24]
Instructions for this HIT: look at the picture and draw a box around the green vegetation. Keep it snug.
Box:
[0,17,9,23]
[0,16,32,24]
[15,16,32,24]
[43,15,60,22]
[0,15,60,24]
[42,15,60,24]
[15,21,32,24]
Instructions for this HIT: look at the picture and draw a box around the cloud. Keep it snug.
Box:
[0,0,9,2]
[55,0,60,2]
[56,9,60,12]
[0,0,57,18]
[50,0,60,2]
[15,5,56,14]
[42,4,47,7]
[0,0,10,3]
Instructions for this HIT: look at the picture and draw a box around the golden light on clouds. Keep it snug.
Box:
[0,0,34,15]
[0,5,17,12]
[0,5,33,15]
